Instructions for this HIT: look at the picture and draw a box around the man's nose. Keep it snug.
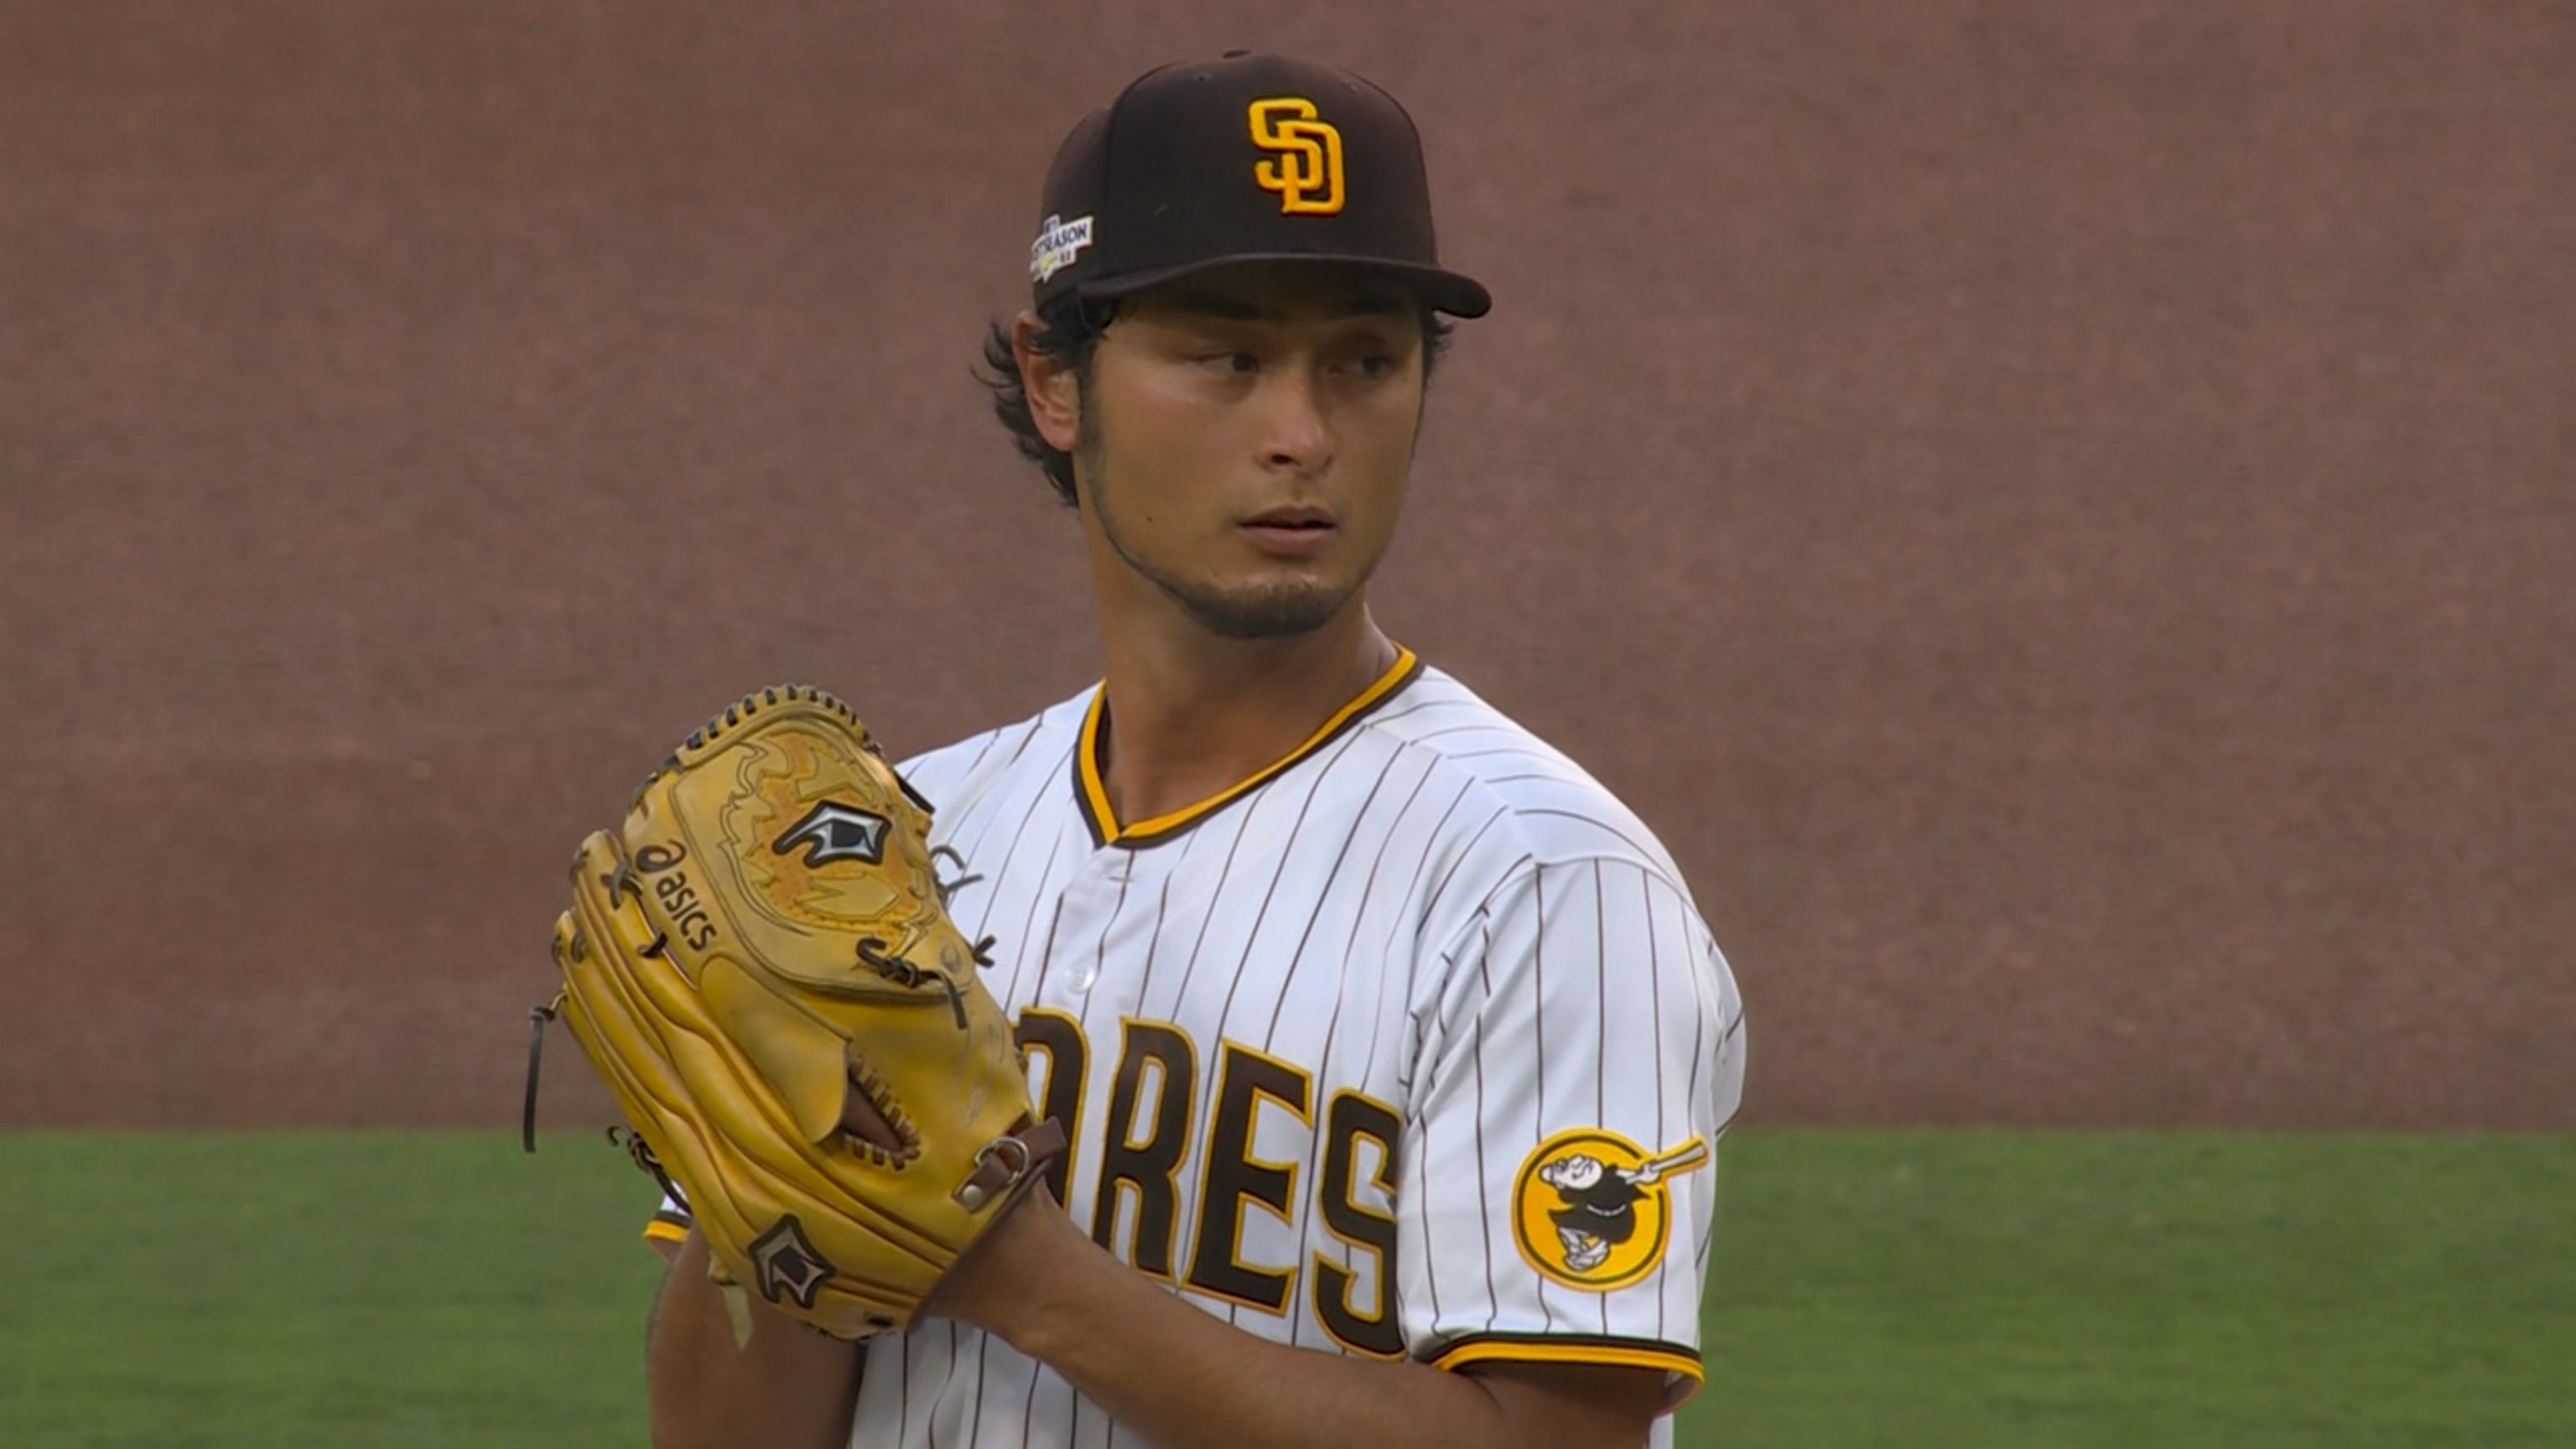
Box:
[1255,367,1332,473]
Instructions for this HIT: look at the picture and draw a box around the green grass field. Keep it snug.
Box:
[2,1130,2567,1447]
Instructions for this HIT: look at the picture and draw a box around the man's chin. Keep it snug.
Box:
[1168,582,1353,641]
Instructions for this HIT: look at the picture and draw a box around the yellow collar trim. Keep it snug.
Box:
[1078,646,1420,847]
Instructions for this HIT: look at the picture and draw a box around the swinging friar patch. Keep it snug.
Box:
[1511,1130,1711,1291]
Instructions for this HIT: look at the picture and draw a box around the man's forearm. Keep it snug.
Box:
[942,1197,1661,1449]
[648,1230,865,1449]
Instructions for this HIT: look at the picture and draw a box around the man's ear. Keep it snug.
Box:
[1011,312,1083,454]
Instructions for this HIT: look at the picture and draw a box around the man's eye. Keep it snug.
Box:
[1201,351,1257,373]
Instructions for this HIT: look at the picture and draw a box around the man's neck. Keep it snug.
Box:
[1092,607,1398,830]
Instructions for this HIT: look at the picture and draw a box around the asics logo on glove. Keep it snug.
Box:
[773,800,893,866]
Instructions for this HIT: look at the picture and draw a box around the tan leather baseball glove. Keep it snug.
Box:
[531,684,1062,1341]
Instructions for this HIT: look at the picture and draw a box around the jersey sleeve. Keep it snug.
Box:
[641,1187,692,1253]
[1397,855,1747,1406]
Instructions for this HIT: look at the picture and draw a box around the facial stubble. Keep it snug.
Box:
[1074,386,1397,641]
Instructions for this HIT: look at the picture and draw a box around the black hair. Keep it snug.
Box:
[978,293,1457,509]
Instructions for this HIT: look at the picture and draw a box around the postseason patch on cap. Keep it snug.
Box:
[1030,213,1095,284]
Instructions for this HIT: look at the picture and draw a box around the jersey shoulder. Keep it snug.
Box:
[896,689,1089,814]
[1367,664,1690,885]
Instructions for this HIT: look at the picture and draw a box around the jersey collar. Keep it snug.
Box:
[1073,646,1424,849]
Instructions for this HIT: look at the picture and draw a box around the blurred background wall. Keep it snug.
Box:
[3,1,2567,1130]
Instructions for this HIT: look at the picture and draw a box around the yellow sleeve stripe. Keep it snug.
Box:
[641,1217,690,1247]
[1430,1336,1706,1410]
[1429,1337,1703,1381]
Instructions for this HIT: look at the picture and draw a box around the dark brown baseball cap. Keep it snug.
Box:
[1027,52,1491,319]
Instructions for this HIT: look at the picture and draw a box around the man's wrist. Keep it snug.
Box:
[927,1182,1090,1348]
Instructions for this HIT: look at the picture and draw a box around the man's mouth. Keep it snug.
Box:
[1244,506,1334,530]
[1236,505,1339,533]
[1240,509,1337,557]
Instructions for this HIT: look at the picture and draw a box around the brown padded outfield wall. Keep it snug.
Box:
[3,3,2568,1130]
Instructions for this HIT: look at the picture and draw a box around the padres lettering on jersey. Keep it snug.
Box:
[658,648,1748,1449]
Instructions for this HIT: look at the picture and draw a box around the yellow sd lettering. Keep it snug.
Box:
[1248,97,1345,216]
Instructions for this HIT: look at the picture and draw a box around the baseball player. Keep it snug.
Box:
[641,52,1746,1449]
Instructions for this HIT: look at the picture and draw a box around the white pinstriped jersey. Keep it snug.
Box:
[818,647,1748,1448]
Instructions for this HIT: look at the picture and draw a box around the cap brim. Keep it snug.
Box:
[1074,252,1492,319]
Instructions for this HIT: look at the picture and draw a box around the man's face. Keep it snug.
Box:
[1066,262,1429,640]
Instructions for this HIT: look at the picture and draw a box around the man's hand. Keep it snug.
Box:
[648,1228,865,1449]
[928,1187,1666,1449]
[540,684,1063,1341]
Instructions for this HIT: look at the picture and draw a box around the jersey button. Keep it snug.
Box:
[1059,958,1099,994]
